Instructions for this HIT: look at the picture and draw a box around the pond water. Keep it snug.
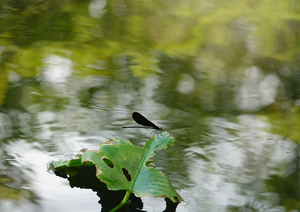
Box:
[1,1,300,212]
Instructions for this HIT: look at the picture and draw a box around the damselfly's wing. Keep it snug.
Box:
[132,112,161,130]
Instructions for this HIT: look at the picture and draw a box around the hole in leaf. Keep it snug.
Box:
[145,160,152,167]
[122,168,131,182]
[137,154,140,158]
[103,158,114,168]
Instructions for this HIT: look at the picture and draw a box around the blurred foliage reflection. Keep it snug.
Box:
[1,0,300,211]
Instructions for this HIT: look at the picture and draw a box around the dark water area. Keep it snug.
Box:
[1,1,300,211]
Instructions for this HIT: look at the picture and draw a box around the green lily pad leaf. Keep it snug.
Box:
[81,132,181,202]
[49,158,95,177]
[50,158,83,169]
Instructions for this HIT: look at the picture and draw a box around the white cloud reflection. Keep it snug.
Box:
[180,115,297,211]
[43,55,73,91]
[235,66,280,111]
[88,0,107,19]
[177,74,195,94]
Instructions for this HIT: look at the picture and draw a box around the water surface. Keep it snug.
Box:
[1,1,300,211]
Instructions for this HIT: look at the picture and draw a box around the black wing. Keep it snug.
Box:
[132,112,160,130]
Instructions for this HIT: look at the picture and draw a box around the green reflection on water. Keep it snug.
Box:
[1,0,300,211]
